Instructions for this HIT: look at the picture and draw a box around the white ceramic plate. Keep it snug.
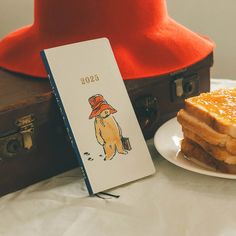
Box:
[154,117,236,179]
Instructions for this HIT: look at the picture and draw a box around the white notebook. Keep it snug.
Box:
[41,38,155,195]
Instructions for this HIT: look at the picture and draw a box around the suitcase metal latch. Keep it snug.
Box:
[0,115,35,158]
[15,115,35,150]
[170,74,199,102]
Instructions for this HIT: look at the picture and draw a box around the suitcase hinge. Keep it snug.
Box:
[15,115,35,150]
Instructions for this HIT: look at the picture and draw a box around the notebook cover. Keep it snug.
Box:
[41,38,155,195]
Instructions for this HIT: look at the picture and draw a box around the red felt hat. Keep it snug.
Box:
[88,95,117,119]
[0,0,214,80]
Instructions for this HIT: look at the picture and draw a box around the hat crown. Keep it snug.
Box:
[0,0,214,80]
[34,0,167,36]
[89,95,106,109]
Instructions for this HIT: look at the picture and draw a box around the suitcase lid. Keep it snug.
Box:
[0,69,54,135]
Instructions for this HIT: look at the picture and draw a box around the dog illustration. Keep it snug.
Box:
[89,94,128,161]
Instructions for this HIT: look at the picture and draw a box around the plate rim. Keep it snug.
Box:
[154,117,236,179]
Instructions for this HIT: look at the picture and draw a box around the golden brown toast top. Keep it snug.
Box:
[185,87,236,124]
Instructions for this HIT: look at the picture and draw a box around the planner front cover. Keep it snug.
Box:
[41,38,155,195]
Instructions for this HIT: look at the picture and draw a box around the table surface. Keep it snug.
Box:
[1,79,236,236]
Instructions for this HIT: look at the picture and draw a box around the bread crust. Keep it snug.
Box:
[183,127,236,164]
[181,138,236,174]
[177,109,236,155]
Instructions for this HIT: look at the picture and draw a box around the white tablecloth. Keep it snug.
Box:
[0,79,236,236]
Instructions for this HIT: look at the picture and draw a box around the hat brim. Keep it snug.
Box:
[0,18,214,79]
[89,103,117,119]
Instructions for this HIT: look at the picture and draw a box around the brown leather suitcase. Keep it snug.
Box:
[0,52,213,196]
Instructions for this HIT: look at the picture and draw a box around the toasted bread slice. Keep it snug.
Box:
[183,127,236,164]
[177,109,236,155]
[181,138,236,174]
[184,87,236,138]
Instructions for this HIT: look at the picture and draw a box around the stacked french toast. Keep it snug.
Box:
[177,87,236,173]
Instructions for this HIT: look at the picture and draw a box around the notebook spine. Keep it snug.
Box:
[40,51,93,195]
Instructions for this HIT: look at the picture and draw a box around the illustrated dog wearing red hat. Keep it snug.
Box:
[89,95,129,161]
